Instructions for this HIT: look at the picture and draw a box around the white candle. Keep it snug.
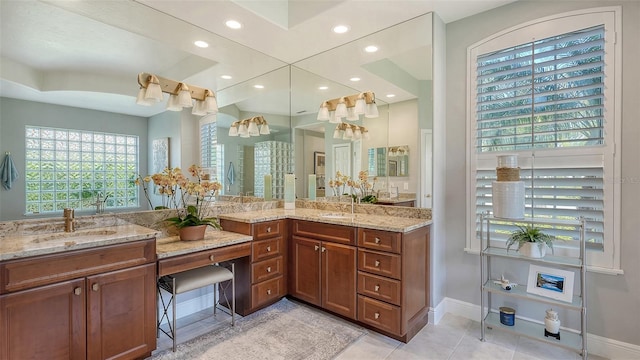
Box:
[284,174,295,209]
[264,174,272,201]
[308,174,316,200]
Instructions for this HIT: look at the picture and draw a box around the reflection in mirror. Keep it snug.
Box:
[388,145,409,177]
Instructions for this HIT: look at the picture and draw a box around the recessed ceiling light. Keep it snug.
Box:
[254,84,264,89]
[386,94,396,98]
[318,86,328,90]
[194,40,209,48]
[365,45,378,53]
[333,25,350,34]
[221,75,232,80]
[349,77,361,82]
[226,20,242,29]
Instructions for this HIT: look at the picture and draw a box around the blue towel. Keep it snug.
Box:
[1,153,19,190]
[227,162,235,185]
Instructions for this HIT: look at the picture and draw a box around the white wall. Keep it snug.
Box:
[443,0,640,346]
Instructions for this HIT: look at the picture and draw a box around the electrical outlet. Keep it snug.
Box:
[404,182,409,190]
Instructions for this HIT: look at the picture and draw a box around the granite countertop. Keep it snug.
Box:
[219,208,432,233]
[156,229,252,259]
[375,197,416,204]
[0,223,162,261]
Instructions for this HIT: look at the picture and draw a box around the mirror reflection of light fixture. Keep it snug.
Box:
[228,116,271,137]
[332,122,370,141]
[388,145,409,156]
[317,91,378,121]
[136,72,218,114]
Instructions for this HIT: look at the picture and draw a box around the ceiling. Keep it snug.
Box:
[0,0,516,119]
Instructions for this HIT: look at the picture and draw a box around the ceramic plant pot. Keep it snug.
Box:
[178,225,207,241]
[519,242,547,258]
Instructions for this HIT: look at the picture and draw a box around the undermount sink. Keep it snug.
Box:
[32,229,118,243]
[319,213,353,219]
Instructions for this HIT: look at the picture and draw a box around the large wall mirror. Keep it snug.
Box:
[0,1,433,220]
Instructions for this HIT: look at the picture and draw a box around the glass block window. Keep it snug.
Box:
[200,117,224,192]
[25,126,139,214]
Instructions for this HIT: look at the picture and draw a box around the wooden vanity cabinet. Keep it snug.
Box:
[357,226,430,342]
[219,218,286,316]
[290,220,357,320]
[0,238,157,360]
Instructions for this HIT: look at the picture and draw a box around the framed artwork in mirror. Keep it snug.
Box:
[388,160,398,177]
[314,151,325,190]
[152,138,170,194]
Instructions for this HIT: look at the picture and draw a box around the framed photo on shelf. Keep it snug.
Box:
[526,264,574,303]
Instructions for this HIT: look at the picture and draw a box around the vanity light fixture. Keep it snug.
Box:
[136,72,218,115]
[332,122,370,141]
[317,91,378,121]
[228,116,270,137]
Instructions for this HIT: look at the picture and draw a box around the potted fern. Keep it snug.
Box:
[506,224,554,258]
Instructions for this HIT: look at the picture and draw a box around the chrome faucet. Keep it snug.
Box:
[63,208,75,232]
[93,192,109,214]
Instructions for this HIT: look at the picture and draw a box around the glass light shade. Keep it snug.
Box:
[328,111,340,124]
[192,100,207,115]
[344,126,353,139]
[177,88,193,108]
[346,107,359,121]
[354,98,366,114]
[165,94,183,111]
[247,121,259,136]
[333,128,342,139]
[144,82,163,102]
[205,96,218,114]
[260,123,270,135]
[238,124,249,137]
[335,102,348,118]
[354,128,362,139]
[365,102,379,118]
[317,104,330,121]
[228,126,239,136]
[363,130,370,140]
[136,88,153,106]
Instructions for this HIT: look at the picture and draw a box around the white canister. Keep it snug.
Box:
[545,309,561,334]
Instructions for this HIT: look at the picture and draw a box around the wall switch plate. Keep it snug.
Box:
[404,182,409,190]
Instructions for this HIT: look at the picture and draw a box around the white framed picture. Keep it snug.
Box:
[526,264,575,303]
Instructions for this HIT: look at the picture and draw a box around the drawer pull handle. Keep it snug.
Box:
[374,285,380,292]
[374,312,380,320]
[267,227,272,233]
[321,247,326,253]
[266,266,272,273]
[375,260,380,267]
[315,245,319,251]
[267,289,272,295]
[92,283,99,292]
[266,246,271,252]
[74,287,82,296]
[374,237,381,244]
[209,254,215,261]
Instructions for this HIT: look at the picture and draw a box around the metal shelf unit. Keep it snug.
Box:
[480,213,587,359]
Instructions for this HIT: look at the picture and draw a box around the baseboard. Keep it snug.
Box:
[438,297,640,359]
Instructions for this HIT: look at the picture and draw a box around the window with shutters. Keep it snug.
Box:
[466,8,621,271]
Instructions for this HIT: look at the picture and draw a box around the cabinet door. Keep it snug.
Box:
[86,263,156,360]
[0,279,86,360]
[322,242,357,319]
[290,236,321,306]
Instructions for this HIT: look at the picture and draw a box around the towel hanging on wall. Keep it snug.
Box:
[1,152,19,190]
[227,162,235,185]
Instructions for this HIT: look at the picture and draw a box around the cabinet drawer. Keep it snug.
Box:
[357,295,401,335]
[358,228,401,254]
[158,242,250,277]
[251,276,284,308]
[358,249,402,280]
[292,220,356,245]
[357,271,401,306]
[253,220,284,241]
[251,256,283,284]
[1,238,156,294]
[252,237,283,261]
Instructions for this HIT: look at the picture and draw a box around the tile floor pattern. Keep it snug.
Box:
[154,304,608,360]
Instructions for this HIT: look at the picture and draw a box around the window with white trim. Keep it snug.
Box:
[25,126,139,214]
[466,8,621,271]
[200,116,224,191]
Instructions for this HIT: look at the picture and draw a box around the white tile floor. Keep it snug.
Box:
[154,303,607,360]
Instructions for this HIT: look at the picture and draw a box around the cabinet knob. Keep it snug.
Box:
[315,245,319,251]
[374,312,380,320]
[375,260,381,267]
[266,266,272,273]
[266,245,271,252]
[267,289,272,295]
[266,227,272,233]
[92,283,99,292]
[374,285,380,292]
[74,287,82,296]
[321,247,326,253]
[374,237,381,244]
[209,254,215,262]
